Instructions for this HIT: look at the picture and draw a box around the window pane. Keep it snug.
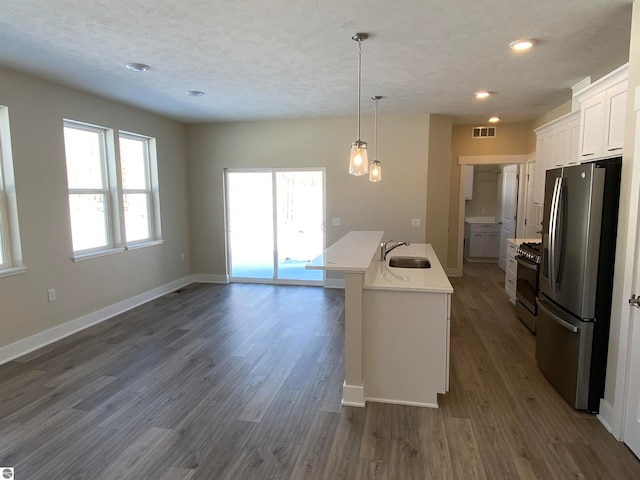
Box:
[227,172,274,279]
[120,137,148,189]
[275,171,323,281]
[124,193,150,242]
[63,127,105,189]
[69,194,108,251]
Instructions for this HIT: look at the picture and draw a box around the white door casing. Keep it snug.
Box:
[622,86,640,459]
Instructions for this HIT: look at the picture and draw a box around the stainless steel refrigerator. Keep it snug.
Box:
[537,157,621,412]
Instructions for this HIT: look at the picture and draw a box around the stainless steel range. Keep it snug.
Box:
[515,241,542,333]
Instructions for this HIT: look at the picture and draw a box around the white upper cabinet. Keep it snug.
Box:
[554,114,580,168]
[464,165,474,200]
[532,111,578,205]
[604,81,627,154]
[575,64,628,161]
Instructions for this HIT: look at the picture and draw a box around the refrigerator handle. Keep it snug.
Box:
[537,297,579,333]
[548,177,562,293]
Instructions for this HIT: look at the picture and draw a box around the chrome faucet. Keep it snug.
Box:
[380,240,410,261]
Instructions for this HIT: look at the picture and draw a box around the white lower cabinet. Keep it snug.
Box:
[505,239,519,304]
[465,222,500,260]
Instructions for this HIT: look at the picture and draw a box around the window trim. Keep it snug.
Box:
[119,131,162,248]
[63,120,163,261]
[63,120,122,257]
[0,105,25,277]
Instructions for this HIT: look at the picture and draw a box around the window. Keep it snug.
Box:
[0,106,25,277]
[119,132,161,245]
[63,122,116,253]
[63,121,161,260]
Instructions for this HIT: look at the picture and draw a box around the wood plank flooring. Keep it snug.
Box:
[2,262,640,479]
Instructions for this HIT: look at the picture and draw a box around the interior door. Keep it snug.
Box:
[499,165,518,270]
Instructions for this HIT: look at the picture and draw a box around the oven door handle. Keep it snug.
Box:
[516,256,538,270]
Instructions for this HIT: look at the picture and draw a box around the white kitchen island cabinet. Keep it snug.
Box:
[308,233,453,408]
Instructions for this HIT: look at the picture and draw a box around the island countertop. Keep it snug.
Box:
[364,243,453,294]
[306,231,384,272]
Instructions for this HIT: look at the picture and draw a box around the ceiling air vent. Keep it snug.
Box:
[472,126,496,138]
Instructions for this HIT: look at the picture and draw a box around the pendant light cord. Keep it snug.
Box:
[356,39,362,141]
[374,97,378,160]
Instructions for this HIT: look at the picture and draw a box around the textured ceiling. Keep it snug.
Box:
[0,0,633,124]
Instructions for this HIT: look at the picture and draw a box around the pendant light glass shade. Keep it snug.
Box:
[369,95,382,182]
[369,160,382,182]
[349,33,369,176]
[349,140,369,175]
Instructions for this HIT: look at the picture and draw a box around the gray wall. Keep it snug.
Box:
[186,115,432,277]
[0,67,191,350]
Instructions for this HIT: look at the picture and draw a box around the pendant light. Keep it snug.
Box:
[349,33,369,176]
[369,96,382,182]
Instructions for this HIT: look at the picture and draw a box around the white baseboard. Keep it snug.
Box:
[446,266,462,277]
[324,278,345,289]
[190,273,229,284]
[365,396,439,409]
[0,276,194,366]
[342,381,365,407]
[598,398,623,440]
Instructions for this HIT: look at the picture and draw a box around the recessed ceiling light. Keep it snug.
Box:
[475,91,490,99]
[509,39,535,51]
[185,90,204,97]
[489,116,500,123]
[125,63,150,72]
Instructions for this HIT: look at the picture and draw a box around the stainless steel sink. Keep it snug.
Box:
[388,256,431,269]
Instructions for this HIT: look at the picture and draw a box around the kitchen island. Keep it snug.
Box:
[307,231,453,408]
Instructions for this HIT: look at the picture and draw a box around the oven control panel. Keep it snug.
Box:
[516,242,542,264]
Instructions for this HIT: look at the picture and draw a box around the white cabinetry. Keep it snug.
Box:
[575,64,628,161]
[554,115,580,168]
[464,222,500,260]
[533,111,579,205]
[505,239,519,304]
[464,165,474,200]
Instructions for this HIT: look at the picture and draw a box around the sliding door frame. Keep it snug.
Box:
[224,167,326,286]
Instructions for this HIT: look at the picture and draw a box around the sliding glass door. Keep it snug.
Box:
[226,169,324,284]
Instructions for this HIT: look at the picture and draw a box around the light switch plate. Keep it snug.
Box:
[411,218,421,227]
[332,218,341,226]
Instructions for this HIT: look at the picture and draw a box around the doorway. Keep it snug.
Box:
[457,154,529,276]
[225,169,325,284]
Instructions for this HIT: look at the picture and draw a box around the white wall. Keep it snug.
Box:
[186,115,432,278]
[600,0,640,438]
[0,67,191,353]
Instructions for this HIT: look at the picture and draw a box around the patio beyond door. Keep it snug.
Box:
[226,169,324,284]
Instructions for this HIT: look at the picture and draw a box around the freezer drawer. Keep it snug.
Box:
[536,295,594,410]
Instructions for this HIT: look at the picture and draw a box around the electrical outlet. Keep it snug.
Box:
[332,218,341,226]
[411,218,421,227]
[47,289,56,302]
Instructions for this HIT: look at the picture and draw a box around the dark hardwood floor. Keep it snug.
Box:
[1,262,640,479]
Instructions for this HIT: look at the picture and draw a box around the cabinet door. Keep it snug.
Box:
[569,117,580,165]
[469,232,486,257]
[604,81,627,155]
[579,91,606,160]
[486,232,500,258]
[534,131,553,205]
[555,122,571,168]
[465,165,474,200]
